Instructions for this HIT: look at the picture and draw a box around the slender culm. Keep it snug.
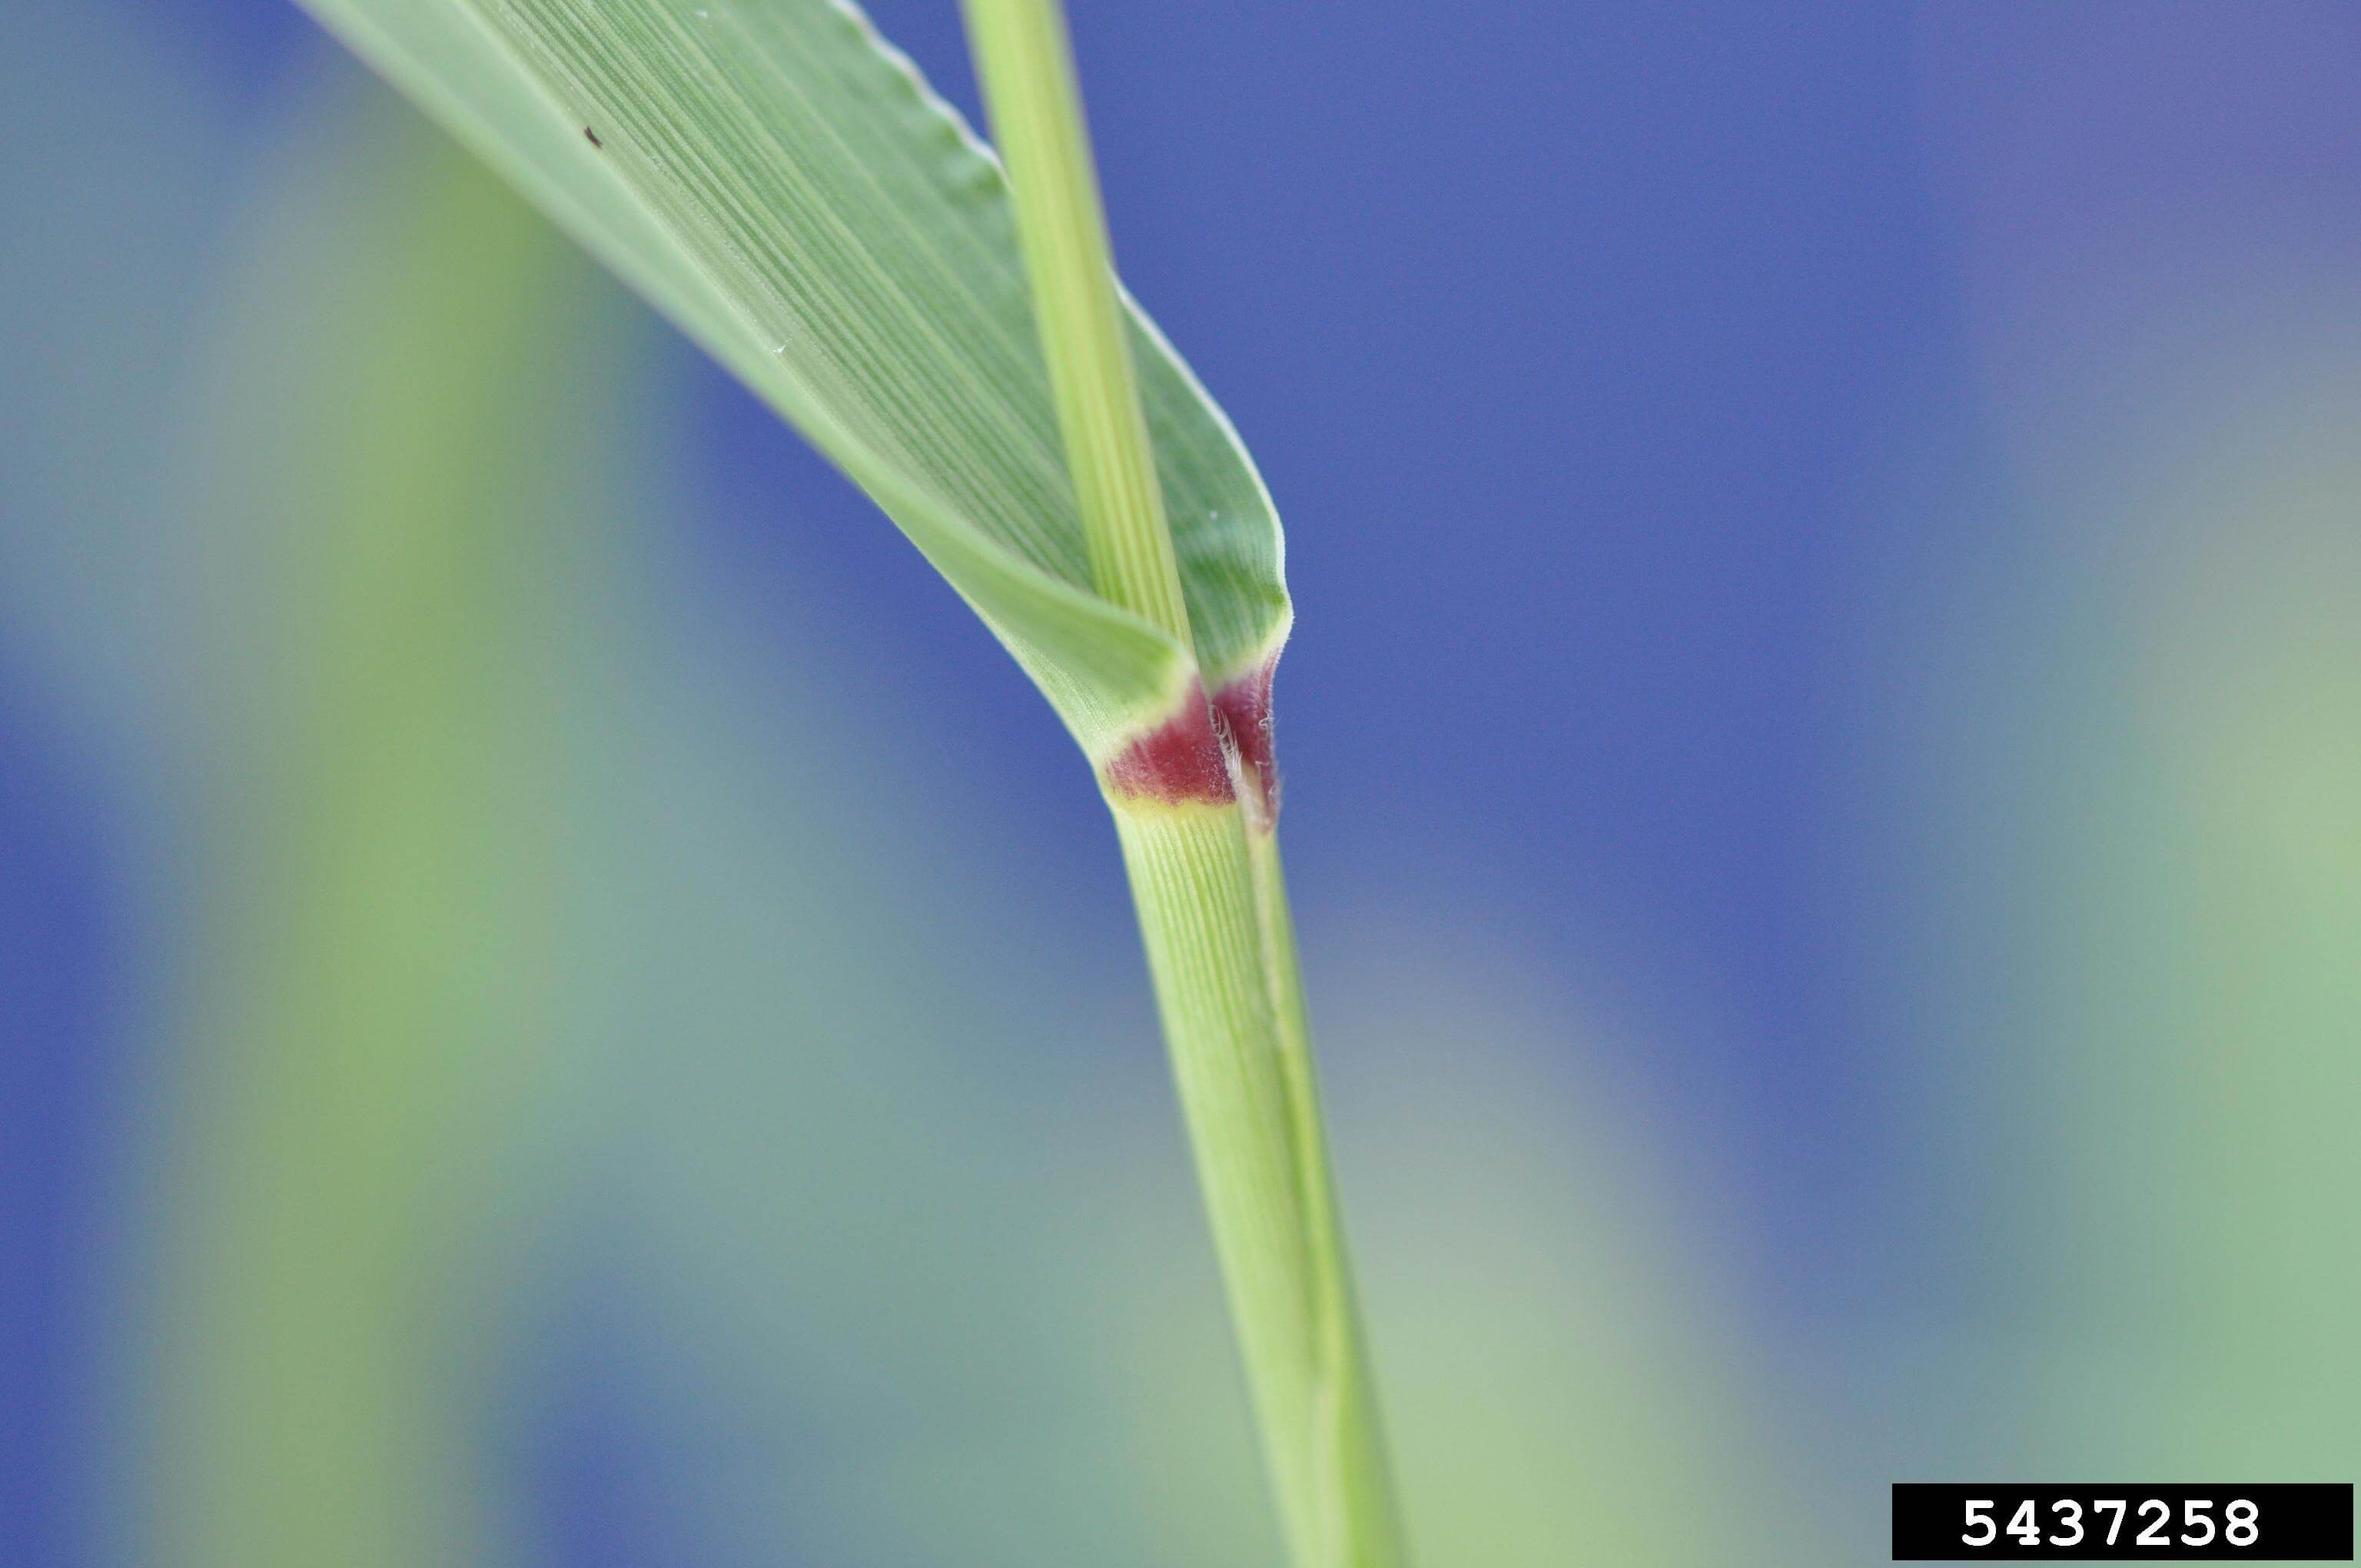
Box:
[962,3,1406,1563]
[958,0,1193,646]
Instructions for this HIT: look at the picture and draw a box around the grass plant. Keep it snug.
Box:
[285,0,1404,1559]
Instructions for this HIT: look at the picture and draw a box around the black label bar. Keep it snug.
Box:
[1892,1483,2353,1560]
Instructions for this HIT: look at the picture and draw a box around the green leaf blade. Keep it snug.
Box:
[292,0,1290,756]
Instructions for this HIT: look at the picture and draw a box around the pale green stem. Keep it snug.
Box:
[1247,829,1403,1563]
[961,2,1406,1563]
[959,0,1193,644]
[1112,809,1406,1568]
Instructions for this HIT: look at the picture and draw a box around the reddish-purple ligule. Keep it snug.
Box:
[1102,660,1280,823]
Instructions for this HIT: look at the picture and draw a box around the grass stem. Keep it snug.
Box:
[959,0,1193,644]
[962,4,1406,1563]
